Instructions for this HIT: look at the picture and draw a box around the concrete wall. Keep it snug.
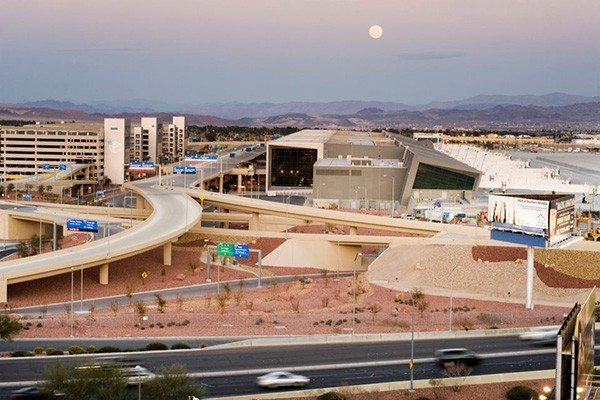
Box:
[315,166,407,206]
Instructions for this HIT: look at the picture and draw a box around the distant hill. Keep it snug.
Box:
[12,92,600,120]
[3,95,600,130]
[0,105,235,126]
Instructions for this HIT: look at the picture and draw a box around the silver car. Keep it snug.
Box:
[256,371,310,388]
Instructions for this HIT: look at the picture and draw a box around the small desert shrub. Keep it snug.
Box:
[46,348,64,356]
[476,312,502,327]
[11,351,33,357]
[145,342,168,351]
[33,346,44,355]
[382,319,410,329]
[506,385,538,400]
[96,345,121,353]
[36,322,43,328]
[316,392,346,400]
[171,342,191,350]
[86,345,96,353]
[290,296,300,313]
[68,345,85,355]
[255,317,264,325]
[454,316,475,331]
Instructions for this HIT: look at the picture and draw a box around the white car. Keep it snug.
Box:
[519,326,558,344]
[121,366,156,385]
[256,371,310,388]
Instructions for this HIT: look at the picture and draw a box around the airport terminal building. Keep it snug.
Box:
[266,129,481,210]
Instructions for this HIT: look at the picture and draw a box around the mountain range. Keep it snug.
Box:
[1,93,600,130]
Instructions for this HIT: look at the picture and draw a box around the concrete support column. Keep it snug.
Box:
[163,242,172,266]
[237,175,243,193]
[525,245,534,310]
[0,275,6,303]
[349,226,358,235]
[250,212,259,231]
[99,264,109,285]
[219,175,224,194]
[136,195,144,209]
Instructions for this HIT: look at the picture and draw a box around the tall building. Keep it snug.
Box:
[162,116,186,162]
[131,117,160,163]
[104,118,130,185]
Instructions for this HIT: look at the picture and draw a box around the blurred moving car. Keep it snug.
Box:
[434,348,481,366]
[121,366,156,385]
[519,326,558,345]
[256,371,310,388]
[11,386,64,399]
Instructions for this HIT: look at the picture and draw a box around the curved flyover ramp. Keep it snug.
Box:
[0,179,202,303]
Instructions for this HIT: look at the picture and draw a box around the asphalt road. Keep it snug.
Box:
[0,333,586,398]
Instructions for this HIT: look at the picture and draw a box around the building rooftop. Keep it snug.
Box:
[315,158,402,168]
[273,129,337,144]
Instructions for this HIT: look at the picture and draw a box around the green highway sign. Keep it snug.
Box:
[217,243,234,257]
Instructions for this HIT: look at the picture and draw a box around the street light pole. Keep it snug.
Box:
[449,265,462,331]
[352,252,362,336]
[70,266,74,338]
[135,365,142,400]
[409,297,415,392]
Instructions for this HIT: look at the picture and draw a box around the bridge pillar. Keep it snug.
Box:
[237,174,243,193]
[99,264,109,285]
[136,195,144,210]
[349,226,358,235]
[250,212,259,231]
[163,242,172,266]
[219,175,224,194]
[0,275,6,303]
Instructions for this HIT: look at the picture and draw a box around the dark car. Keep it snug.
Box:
[434,348,481,366]
[11,387,64,399]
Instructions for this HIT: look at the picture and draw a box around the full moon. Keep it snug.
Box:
[369,25,383,39]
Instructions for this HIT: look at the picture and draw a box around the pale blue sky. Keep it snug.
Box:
[1,0,599,105]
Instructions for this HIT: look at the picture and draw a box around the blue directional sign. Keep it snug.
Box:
[22,193,32,200]
[96,190,105,197]
[66,219,99,233]
[42,164,50,171]
[59,164,67,171]
[233,244,249,259]
[173,166,197,174]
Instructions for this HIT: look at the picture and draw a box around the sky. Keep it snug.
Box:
[1,0,599,105]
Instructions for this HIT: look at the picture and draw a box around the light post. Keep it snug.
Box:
[352,252,362,336]
[449,265,462,331]
[409,292,415,392]
[70,266,74,338]
[80,263,84,313]
[135,365,142,400]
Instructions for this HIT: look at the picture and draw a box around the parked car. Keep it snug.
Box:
[256,371,310,388]
[11,387,64,399]
[519,326,558,345]
[434,348,481,366]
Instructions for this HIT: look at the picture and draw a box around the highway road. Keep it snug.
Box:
[0,333,587,398]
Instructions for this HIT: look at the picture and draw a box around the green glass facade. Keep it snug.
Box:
[270,146,317,187]
[413,163,475,190]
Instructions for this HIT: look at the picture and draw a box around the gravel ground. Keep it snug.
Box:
[5,231,592,339]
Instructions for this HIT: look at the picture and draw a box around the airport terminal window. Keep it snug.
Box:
[413,163,475,190]
[270,147,317,187]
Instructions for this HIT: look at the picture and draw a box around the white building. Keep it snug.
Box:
[162,116,186,162]
[103,118,130,185]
